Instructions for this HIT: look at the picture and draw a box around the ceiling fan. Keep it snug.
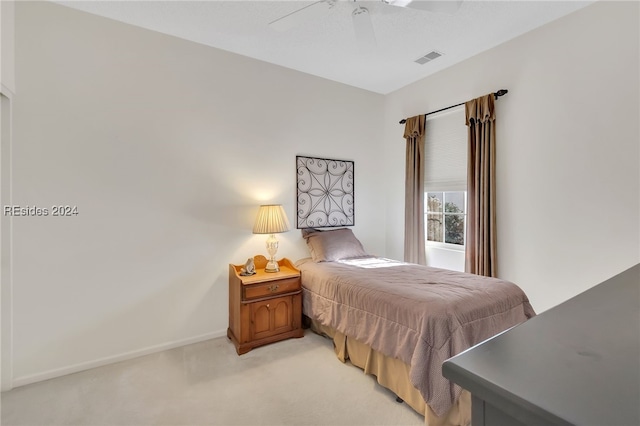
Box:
[268,0,464,46]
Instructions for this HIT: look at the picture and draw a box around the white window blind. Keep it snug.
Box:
[424,106,467,192]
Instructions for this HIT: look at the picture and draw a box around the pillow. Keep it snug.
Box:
[302,228,368,262]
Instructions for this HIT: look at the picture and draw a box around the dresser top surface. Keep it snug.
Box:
[443,264,640,425]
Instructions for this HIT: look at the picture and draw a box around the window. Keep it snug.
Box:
[426,191,466,246]
[424,106,467,250]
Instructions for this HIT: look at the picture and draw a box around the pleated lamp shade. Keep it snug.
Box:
[252,205,291,234]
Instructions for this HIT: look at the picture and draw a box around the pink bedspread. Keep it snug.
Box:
[296,256,535,416]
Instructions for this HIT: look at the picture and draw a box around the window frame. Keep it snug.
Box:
[425,190,467,252]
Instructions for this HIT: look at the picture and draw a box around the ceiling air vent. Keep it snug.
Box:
[414,51,443,65]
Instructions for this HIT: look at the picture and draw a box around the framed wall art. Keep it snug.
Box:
[296,156,354,229]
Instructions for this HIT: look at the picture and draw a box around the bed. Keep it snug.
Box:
[297,228,536,426]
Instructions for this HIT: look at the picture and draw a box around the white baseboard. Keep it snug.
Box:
[11,329,227,389]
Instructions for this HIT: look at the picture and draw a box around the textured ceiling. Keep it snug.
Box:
[55,0,594,94]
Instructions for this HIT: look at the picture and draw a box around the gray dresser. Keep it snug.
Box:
[443,264,640,426]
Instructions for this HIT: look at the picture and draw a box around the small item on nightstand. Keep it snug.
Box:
[240,257,256,276]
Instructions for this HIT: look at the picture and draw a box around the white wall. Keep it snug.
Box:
[426,246,464,272]
[9,1,385,386]
[384,1,640,313]
[0,0,16,392]
[0,0,16,93]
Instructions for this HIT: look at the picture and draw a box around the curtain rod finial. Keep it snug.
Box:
[495,89,508,98]
[399,119,407,124]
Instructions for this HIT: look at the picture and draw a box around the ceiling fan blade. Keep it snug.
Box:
[387,0,463,15]
[269,0,336,32]
[404,0,463,14]
[352,6,377,48]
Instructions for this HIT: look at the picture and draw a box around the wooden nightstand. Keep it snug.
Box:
[227,255,304,355]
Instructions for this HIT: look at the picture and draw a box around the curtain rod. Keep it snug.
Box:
[398,89,508,124]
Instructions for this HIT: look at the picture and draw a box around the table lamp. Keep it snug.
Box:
[252,204,291,272]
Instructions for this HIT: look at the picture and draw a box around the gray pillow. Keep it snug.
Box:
[302,228,368,262]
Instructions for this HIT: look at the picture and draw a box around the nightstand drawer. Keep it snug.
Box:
[244,277,301,300]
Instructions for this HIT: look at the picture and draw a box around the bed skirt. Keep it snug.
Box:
[309,319,471,426]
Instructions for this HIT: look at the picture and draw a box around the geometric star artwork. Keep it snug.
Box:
[296,156,354,228]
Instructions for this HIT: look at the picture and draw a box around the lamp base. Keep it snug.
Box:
[265,258,280,273]
[264,234,280,273]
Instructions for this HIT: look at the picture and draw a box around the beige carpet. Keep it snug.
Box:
[1,330,424,425]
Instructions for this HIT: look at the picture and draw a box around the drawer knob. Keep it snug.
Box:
[268,284,279,292]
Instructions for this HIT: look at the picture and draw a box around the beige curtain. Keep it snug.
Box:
[465,94,497,277]
[403,115,426,265]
